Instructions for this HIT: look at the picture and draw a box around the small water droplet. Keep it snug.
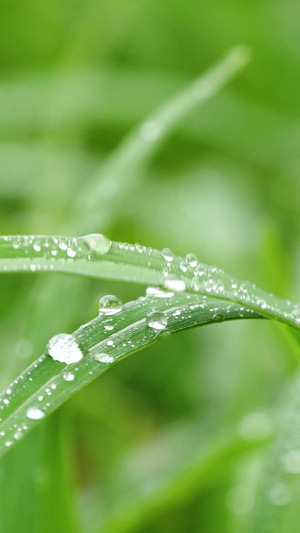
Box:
[47,334,83,365]
[63,372,75,382]
[147,311,168,331]
[94,353,115,364]
[14,430,23,440]
[99,295,123,315]
[185,253,198,268]
[67,247,76,258]
[161,248,174,262]
[26,407,45,420]
[80,233,111,255]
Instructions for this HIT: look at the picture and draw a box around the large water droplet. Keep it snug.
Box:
[80,233,111,255]
[26,407,45,420]
[47,334,83,365]
[147,311,168,331]
[99,295,123,315]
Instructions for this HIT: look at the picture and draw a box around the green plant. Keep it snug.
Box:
[1,45,299,533]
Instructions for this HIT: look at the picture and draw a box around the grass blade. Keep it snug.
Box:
[0,293,259,457]
[0,234,299,329]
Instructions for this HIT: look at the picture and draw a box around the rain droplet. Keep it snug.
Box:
[99,295,123,315]
[146,287,175,298]
[185,253,198,268]
[161,248,174,262]
[80,233,111,255]
[164,277,186,292]
[26,407,45,420]
[47,334,83,365]
[147,311,168,331]
[63,372,75,382]
[94,353,115,364]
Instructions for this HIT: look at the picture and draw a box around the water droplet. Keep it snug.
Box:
[5,441,12,447]
[164,277,186,292]
[80,233,111,255]
[281,450,300,474]
[14,430,23,440]
[47,334,83,365]
[63,372,75,382]
[33,240,41,252]
[292,308,300,325]
[147,311,168,331]
[26,407,45,420]
[146,287,175,298]
[67,247,76,258]
[99,295,123,315]
[94,353,115,364]
[161,248,174,262]
[185,253,198,268]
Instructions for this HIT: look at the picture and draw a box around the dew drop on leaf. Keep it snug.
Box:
[185,253,198,268]
[47,333,83,365]
[26,407,45,420]
[99,295,123,315]
[94,353,115,364]
[80,233,111,255]
[63,372,75,382]
[164,276,186,292]
[146,287,175,298]
[147,311,168,331]
[161,248,174,262]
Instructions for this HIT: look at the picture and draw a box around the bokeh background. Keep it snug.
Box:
[1,1,300,532]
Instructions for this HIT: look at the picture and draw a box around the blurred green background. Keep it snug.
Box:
[1,0,300,532]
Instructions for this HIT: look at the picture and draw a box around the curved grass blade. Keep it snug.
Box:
[74,46,250,233]
[0,234,300,330]
[0,294,259,457]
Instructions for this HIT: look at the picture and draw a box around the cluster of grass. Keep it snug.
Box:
[1,1,300,532]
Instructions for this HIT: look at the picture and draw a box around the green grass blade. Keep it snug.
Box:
[73,46,250,233]
[0,293,259,458]
[0,234,299,330]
